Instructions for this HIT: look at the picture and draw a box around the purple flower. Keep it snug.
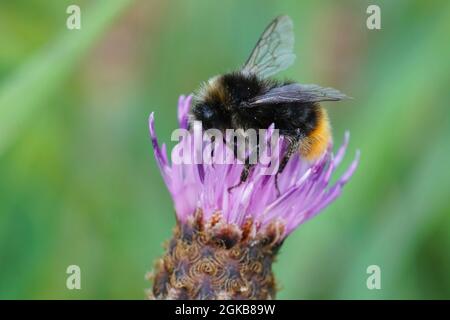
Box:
[148,95,359,239]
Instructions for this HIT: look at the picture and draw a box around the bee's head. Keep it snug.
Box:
[191,102,227,130]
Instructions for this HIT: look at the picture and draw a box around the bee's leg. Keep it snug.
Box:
[228,162,254,192]
[228,140,260,192]
[275,137,301,196]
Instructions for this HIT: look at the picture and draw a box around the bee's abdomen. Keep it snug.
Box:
[245,100,330,160]
[299,106,331,160]
[250,100,318,135]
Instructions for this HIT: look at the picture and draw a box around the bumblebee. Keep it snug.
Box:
[189,15,349,191]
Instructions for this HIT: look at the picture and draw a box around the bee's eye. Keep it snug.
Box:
[192,103,224,130]
[199,104,215,120]
[203,107,214,120]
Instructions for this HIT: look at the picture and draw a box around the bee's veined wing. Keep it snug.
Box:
[249,83,351,105]
[241,15,296,79]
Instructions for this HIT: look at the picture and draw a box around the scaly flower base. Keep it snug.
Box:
[149,210,284,300]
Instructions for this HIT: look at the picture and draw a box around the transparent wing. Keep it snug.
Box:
[241,15,296,79]
[249,83,350,105]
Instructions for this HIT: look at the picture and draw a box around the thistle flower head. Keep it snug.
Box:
[148,95,359,300]
[149,95,359,240]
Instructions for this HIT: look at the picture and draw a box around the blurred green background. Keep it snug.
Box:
[1,0,449,299]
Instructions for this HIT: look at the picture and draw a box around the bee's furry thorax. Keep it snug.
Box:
[196,72,277,111]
